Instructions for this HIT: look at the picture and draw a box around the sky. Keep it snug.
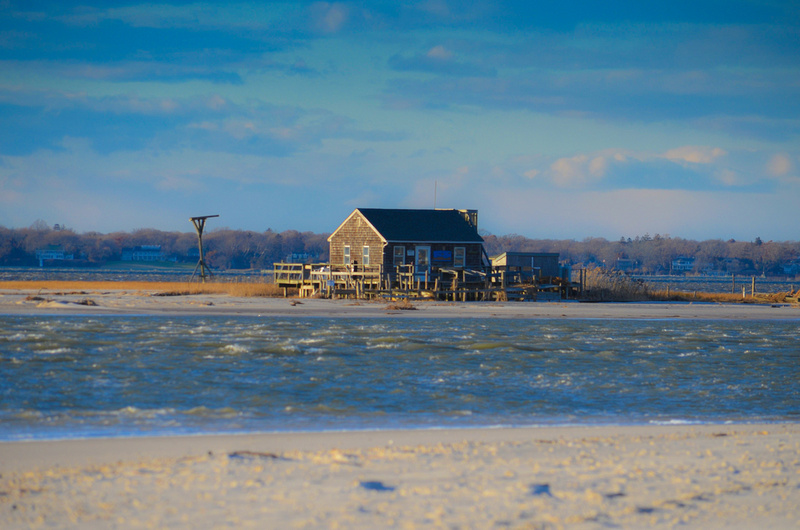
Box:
[1,0,798,241]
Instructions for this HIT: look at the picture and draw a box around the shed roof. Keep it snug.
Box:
[331,208,483,243]
[492,251,559,260]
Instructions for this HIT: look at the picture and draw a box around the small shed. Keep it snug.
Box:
[491,252,560,279]
[327,208,485,277]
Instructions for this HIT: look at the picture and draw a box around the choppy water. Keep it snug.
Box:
[1,316,798,440]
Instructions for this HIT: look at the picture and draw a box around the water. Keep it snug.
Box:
[1,316,798,440]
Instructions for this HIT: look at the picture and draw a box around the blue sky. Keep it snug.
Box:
[1,1,798,240]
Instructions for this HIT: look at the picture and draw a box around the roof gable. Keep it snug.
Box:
[354,208,483,243]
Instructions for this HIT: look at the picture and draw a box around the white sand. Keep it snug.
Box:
[1,291,799,528]
[1,424,799,529]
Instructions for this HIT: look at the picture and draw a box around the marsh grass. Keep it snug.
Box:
[652,289,797,305]
[581,268,799,304]
[0,281,289,297]
[582,269,653,302]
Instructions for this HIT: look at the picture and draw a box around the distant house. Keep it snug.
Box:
[491,252,560,280]
[121,245,171,262]
[783,259,800,276]
[327,208,485,278]
[35,245,74,267]
[671,256,696,273]
[285,252,317,264]
[615,258,635,272]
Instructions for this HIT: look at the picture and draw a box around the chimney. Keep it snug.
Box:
[436,208,478,231]
[458,209,478,231]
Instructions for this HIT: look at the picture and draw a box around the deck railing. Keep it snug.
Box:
[273,261,577,301]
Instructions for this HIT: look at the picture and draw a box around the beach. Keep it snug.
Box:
[2,288,800,320]
[1,424,798,528]
[1,291,799,528]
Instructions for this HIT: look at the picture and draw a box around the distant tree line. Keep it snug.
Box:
[1,222,798,277]
[0,221,330,271]
[481,232,800,276]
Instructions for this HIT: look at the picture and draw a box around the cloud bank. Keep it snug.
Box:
[0,0,798,240]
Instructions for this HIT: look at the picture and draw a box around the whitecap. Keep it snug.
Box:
[649,419,702,425]
[222,343,250,354]
[38,347,72,355]
[7,332,44,341]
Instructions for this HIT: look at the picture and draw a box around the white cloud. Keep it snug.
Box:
[427,45,453,60]
[714,169,743,186]
[548,154,611,187]
[481,185,800,241]
[662,146,726,164]
[550,155,587,187]
[767,153,792,176]
[588,156,608,177]
[498,145,800,194]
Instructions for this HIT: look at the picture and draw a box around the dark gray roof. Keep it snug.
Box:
[357,208,483,243]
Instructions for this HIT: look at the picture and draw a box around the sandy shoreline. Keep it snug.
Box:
[1,289,799,320]
[1,424,799,528]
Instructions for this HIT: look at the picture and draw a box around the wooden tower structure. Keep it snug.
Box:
[190,215,219,283]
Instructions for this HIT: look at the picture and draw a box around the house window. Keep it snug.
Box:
[393,246,405,266]
[454,247,466,268]
[362,246,370,266]
[343,245,350,265]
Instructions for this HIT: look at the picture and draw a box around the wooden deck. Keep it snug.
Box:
[273,262,578,301]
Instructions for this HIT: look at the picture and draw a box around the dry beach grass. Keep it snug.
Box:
[0,280,288,298]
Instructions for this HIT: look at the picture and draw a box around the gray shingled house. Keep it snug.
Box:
[327,208,486,279]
